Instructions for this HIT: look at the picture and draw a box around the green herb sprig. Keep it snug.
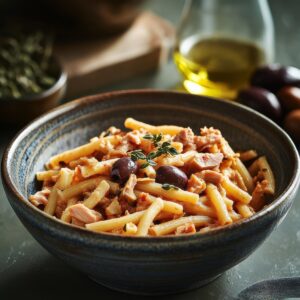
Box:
[130,149,147,162]
[143,133,162,147]
[130,133,178,168]
[161,183,179,190]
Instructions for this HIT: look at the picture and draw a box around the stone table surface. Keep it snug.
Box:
[1,0,300,299]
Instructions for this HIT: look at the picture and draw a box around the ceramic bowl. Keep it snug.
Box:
[45,0,145,37]
[0,56,67,125]
[2,90,300,295]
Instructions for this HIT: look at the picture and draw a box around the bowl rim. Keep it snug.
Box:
[2,89,300,244]
[0,56,67,102]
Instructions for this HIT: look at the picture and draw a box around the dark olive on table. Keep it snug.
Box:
[156,166,188,189]
[277,86,300,112]
[251,64,300,92]
[111,157,138,184]
[283,109,300,143]
[237,87,282,122]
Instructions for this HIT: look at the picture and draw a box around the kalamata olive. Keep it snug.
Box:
[156,166,188,189]
[251,64,300,92]
[283,109,300,143]
[277,86,300,112]
[111,157,138,184]
[237,87,282,122]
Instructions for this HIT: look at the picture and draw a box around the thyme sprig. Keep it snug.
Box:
[161,183,179,190]
[130,133,178,168]
[143,133,162,147]
[130,149,147,161]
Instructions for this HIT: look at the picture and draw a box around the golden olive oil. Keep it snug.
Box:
[174,36,266,99]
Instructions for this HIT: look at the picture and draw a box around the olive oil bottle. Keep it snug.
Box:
[174,36,266,99]
[174,0,274,99]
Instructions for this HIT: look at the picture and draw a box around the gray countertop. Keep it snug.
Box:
[1,1,300,299]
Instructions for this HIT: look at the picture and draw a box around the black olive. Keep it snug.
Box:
[277,86,300,112]
[251,64,300,92]
[111,157,138,184]
[237,87,282,122]
[284,109,300,143]
[156,166,188,190]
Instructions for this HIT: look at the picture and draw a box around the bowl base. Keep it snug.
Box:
[88,273,222,296]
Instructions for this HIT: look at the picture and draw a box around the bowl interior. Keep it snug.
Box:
[5,90,298,219]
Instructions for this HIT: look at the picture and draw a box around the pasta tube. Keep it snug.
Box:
[235,158,254,193]
[61,177,119,200]
[136,198,164,236]
[48,136,120,168]
[44,168,73,215]
[206,183,232,225]
[79,158,118,178]
[150,216,212,236]
[135,182,199,204]
[124,118,184,135]
[83,180,110,209]
[235,203,254,218]
[86,211,145,232]
[135,191,183,215]
[221,177,252,204]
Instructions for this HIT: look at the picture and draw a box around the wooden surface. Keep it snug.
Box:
[55,12,175,98]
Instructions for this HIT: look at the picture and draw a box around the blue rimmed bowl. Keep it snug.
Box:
[2,90,300,295]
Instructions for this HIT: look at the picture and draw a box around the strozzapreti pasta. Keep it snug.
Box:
[29,118,275,236]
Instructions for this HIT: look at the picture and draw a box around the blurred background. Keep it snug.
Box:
[1,0,299,102]
[0,0,300,119]
[3,0,299,133]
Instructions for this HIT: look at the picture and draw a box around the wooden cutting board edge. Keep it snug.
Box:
[58,12,175,98]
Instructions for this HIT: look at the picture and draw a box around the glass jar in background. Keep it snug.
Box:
[174,0,274,99]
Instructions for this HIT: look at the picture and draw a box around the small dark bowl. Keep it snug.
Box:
[45,0,145,37]
[0,56,67,125]
[2,90,300,295]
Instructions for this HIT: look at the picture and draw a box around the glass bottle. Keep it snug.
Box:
[174,0,274,99]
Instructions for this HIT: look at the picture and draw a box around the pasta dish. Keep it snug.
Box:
[30,118,275,236]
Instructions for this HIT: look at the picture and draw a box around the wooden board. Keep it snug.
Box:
[55,12,175,98]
